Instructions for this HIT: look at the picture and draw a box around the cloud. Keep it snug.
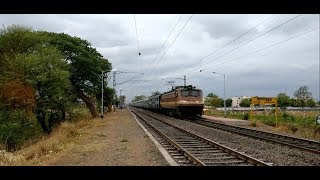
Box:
[0,14,318,102]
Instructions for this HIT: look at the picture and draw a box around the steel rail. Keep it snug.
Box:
[131,107,270,166]
[186,117,320,154]
[131,109,205,166]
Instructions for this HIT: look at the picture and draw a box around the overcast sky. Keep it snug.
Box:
[1,14,319,102]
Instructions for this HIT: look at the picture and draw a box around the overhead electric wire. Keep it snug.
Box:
[134,14,142,74]
[149,14,194,76]
[198,14,302,68]
[126,15,193,97]
[175,14,302,78]
[123,15,182,92]
[182,15,274,76]
[145,16,182,73]
[201,26,320,71]
[147,14,305,96]
[127,14,305,100]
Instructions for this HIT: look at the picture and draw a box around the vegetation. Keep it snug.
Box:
[204,86,319,140]
[226,98,232,107]
[239,98,251,107]
[0,25,113,152]
[277,93,291,108]
[294,85,312,107]
[132,95,147,102]
[204,109,320,140]
[38,31,112,118]
[150,91,161,97]
[205,93,223,108]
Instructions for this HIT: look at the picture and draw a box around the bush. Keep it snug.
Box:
[261,116,276,127]
[67,107,90,122]
[0,120,42,152]
[281,112,295,122]
[0,109,43,152]
[243,113,249,120]
[290,124,298,134]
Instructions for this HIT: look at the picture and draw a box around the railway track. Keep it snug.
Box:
[130,107,270,166]
[184,117,320,154]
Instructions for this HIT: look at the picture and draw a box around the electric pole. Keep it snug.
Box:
[101,71,104,118]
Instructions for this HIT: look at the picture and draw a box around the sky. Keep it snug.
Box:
[1,14,319,102]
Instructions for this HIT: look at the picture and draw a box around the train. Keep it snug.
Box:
[129,85,204,118]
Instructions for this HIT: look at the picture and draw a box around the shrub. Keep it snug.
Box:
[261,116,276,127]
[281,112,296,123]
[243,113,249,120]
[290,125,298,134]
[0,109,43,152]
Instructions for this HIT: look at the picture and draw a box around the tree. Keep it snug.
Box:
[205,93,223,108]
[290,98,300,107]
[277,92,290,108]
[119,95,126,107]
[0,25,72,134]
[132,95,146,102]
[38,31,112,118]
[240,98,251,107]
[150,91,161,97]
[306,98,316,107]
[226,98,232,107]
[293,86,312,107]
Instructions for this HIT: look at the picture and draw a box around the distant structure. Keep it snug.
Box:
[232,96,251,108]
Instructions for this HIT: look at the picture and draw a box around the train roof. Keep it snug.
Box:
[131,94,160,104]
[163,85,201,94]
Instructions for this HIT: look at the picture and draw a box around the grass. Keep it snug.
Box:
[0,110,96,166]
[204,108,320,140]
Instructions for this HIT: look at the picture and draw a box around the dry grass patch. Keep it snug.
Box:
[0,117,98,166]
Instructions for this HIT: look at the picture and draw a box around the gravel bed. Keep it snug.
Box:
[141,110,320,166]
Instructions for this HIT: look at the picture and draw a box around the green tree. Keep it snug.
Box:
[294,86,312,107]
[306,98,316,107]
[226,98,232,107]
[290,98,301,107]
[38,31,112,118]
[240,98,251,107]
[132,95,146,102]
[150,91,161,97]
[119,95,126,107]
[277,92,291,108]
[205,93,223,108]
[0,25,73,138]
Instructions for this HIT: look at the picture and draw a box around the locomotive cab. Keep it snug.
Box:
[176,85,204,117]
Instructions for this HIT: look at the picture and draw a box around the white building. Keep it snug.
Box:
[232,96,251,108]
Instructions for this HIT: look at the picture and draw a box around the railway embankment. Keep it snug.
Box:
[0,109,168,166]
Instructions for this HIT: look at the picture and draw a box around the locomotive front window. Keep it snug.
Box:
[191,90,200,97]
[181,90,200,97]
[181,90,189,97]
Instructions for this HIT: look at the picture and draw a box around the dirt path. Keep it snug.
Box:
[42,108,169,166]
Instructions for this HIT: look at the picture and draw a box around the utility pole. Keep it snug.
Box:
[101,71,104,118]
[113,70,116,111]
[184,75,186,86]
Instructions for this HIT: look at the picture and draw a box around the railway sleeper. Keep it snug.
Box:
[179,144,212,148]
[204,160,246,165]
[191,152,230,156]
[172,156,188,159]
[197,156,238,161]
[184,147,218,150]
[188,150,222,154]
